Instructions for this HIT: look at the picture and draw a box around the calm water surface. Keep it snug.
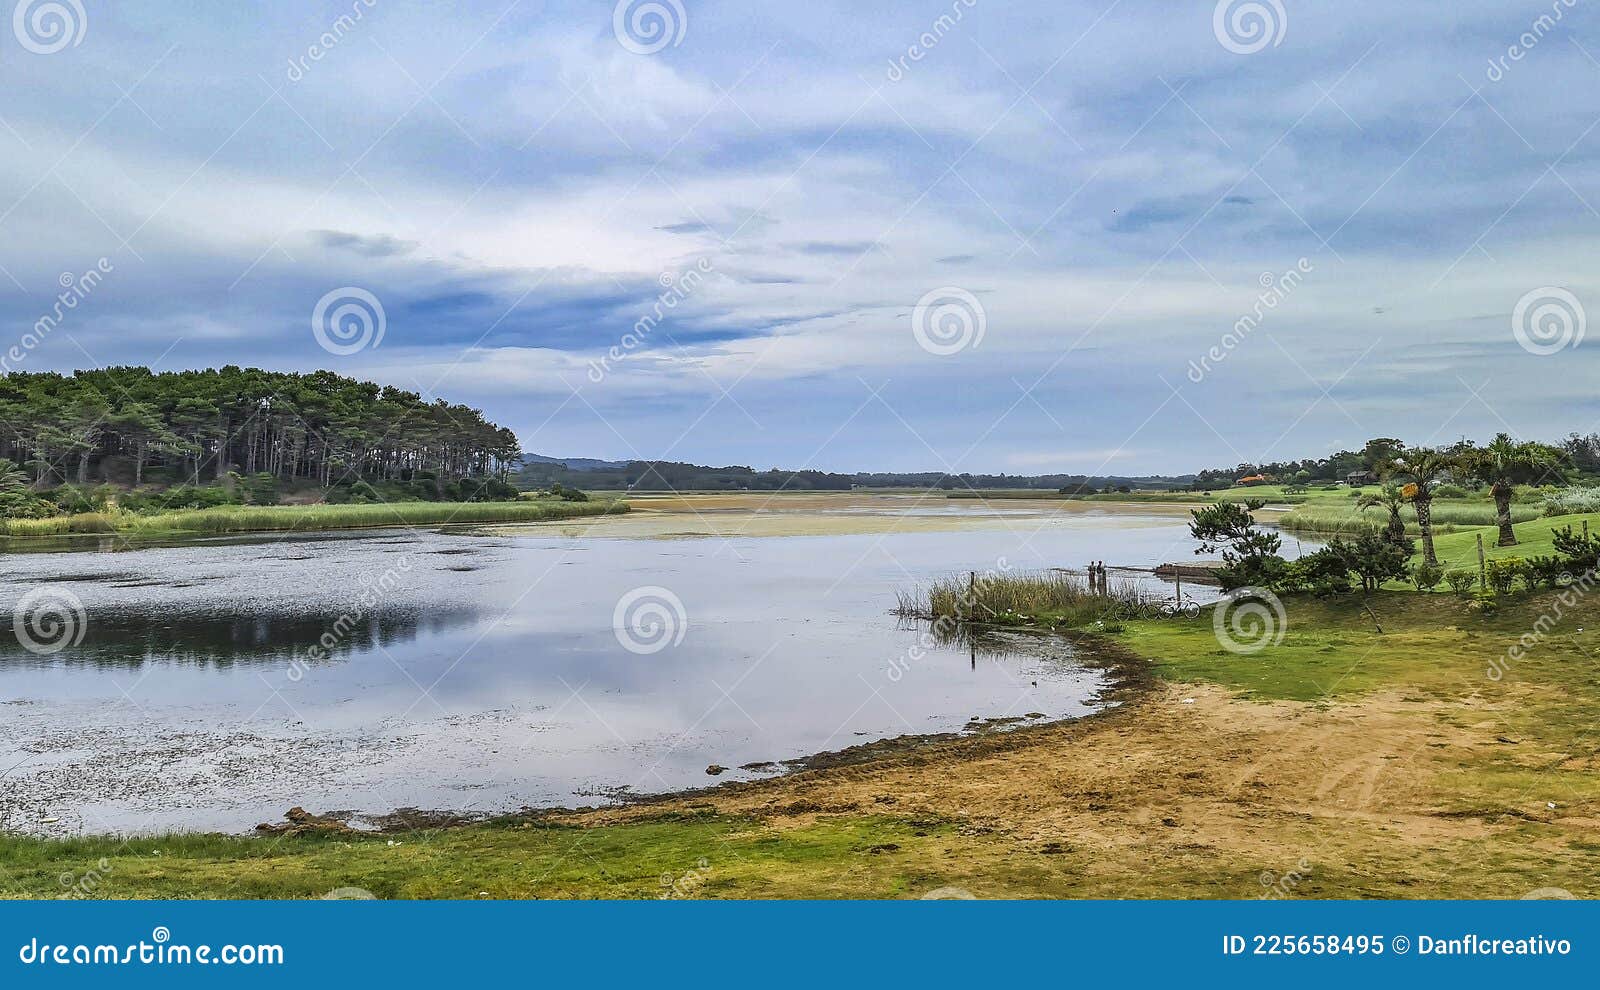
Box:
[0,499,1217,835]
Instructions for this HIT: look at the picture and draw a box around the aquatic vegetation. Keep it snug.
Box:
[894,569,1168,628]
[0,499,627,537]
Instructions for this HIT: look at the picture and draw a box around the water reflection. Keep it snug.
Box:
[1,506,1204,835]
[895,616,1046,667]
[0,604,483,669]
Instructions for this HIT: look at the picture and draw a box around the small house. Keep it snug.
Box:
[1346,470,1379,487]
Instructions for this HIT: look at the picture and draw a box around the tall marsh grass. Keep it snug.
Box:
[0,499,627,538]
[894,569,1166,628]
[1276,501,1539,536]
[1545,486,1600,517]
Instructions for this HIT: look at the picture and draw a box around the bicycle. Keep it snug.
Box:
[1156,594,1202,619]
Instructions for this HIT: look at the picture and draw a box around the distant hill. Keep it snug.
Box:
[521,454,630,472]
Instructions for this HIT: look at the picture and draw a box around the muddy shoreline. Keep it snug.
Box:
[250,629,1155,837]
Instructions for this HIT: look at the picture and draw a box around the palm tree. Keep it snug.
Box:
[1387,448,1458,566]
[1463,433,1566,547]
[1358,483,1409,546]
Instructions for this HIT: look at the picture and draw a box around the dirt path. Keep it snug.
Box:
[566,679,1574,896]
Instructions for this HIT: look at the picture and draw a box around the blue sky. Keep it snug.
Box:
[1,0,1597,474]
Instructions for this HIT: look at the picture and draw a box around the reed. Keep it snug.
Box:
[1276,501,1539,536]
[895,569,1164,628]
[0,499,627,538]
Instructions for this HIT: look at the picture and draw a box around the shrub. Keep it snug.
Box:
[1434,483,1470,499]
[1288,545,1353,596]
[1339,533,1415,593]
[1552,524,1600,571]
[1526,555,1570,590]
[44,484,113,514]
[244,472,279,506]
[1445,570,1478,595]
[124,484,240,513]
[1545,486,1600,517]
[1485,557,1528,595]
[1410,562,1445,592]
[0,490,58,519]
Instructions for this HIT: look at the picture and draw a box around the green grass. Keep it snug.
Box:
[1276,499,1541,536]
[1427,510,1600,570]
[0,814,1038,901]
[1120,593,1481,701]
[0,498,627,538]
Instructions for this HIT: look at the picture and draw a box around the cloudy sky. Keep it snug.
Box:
[1,0,1596,474]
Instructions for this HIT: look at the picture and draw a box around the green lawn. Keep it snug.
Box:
[1427,511,1600,570]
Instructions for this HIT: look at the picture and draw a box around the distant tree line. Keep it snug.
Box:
[518,460,857,492]
[0,367,522,490]
[1189,438,1410,489]
[516,460,1198,493]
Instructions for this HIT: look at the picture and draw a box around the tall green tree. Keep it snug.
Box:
[1462,433,1566,547]
[1358,482,1409,546]
[1385,448,1458,566]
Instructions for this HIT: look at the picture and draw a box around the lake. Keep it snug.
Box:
[0,494,1221,836]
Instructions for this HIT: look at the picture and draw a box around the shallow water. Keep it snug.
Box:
[0,497,1220,836]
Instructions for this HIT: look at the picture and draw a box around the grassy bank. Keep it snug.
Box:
[0,497,627,538]
[8,582,1599,899]
[1276,499,1541,536]
[1426,510,1600,569]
